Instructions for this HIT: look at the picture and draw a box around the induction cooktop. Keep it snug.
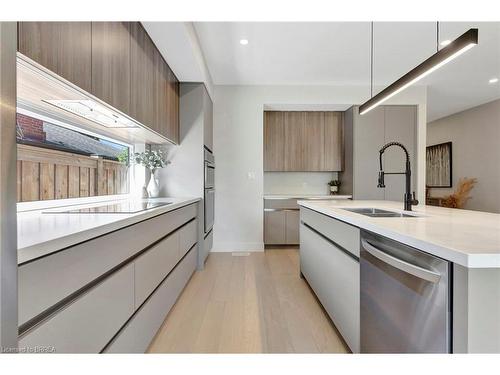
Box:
[44,201,172,214]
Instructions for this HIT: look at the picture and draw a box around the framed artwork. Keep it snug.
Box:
[426,142,452,188]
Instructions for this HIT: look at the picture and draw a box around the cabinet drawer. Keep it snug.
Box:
[300,223,360,352]
[19,204,196,326]
[300,206,360,257]
[19,264,134,353]
[134,232,180,308]
[179,219,197,259]
[264,198,299,209]
[105,246,197,353]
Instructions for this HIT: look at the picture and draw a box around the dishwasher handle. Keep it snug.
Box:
[361,239,441,284]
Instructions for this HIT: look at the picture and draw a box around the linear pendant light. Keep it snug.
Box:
[359,28,478,115]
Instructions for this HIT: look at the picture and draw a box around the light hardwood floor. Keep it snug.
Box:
[148,248,349,353]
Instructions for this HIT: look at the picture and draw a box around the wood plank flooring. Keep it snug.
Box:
[148,248,349,353]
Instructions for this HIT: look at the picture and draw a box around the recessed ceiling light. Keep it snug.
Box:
[440,40,451,47]
[239,39,249,45]
[489,77,499,84]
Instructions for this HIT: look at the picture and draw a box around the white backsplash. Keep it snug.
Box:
[264,172,338,195]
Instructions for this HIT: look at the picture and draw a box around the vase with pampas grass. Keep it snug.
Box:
[442,177,477,209]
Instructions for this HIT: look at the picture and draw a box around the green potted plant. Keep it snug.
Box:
[328,179,341,195]
[130,149,170,198]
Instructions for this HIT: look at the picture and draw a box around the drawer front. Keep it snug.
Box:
[179,219,197,260]
[300,223,360,352]
[134,232,180,308]
[264,210,286,244]
[300,206,360,257]
[264,198,299,209]
[19,264,134,353]
[19,204,196,326]
[104,246,197,353]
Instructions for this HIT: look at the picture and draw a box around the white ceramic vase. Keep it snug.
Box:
[147,169,161,198]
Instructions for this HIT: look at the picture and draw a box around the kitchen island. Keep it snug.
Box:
[298,200,500,353]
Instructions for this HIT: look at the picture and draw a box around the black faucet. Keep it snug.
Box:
[377,142,419,211]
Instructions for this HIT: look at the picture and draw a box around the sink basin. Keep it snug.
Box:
[342,207,418,218]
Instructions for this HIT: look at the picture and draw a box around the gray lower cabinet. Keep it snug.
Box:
[285,210,300,244]
[19,264,135,353]
[104,246,197,353]
[134,219,197,307]
[264,210,286,244]
[18,204,196,326]
[264,198,301,245]
[134,231,180,308]
[264,208,300,245]
[18,202,199,353]
[300,207,360,352]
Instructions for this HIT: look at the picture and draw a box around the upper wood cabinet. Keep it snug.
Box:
[91,22,131,115]
[304,112,325,171]
[323,112,343,171]
[153,45,180,144]
[264,111,344,172]
[284,112,307,171]
[263,111,285,171]
[153,47,168,139]
[18,22,180,145]
[18,22,92,92]
[167,65,180,144]
[130,23,157,133]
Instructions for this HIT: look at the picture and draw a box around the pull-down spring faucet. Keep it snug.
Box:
[378,142,419,211]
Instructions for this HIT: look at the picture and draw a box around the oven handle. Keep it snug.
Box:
[361,239,441,283]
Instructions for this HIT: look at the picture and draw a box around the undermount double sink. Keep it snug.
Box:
[342,207,419,218]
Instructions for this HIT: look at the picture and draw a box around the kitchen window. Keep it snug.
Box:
[16,112,131,202]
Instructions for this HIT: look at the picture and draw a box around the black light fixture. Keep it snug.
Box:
[359,26,478,115]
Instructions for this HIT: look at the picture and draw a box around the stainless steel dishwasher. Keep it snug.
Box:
[360,230,451,353]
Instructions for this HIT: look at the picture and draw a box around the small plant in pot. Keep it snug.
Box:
[131,149,170,198]
[328,180,341,195]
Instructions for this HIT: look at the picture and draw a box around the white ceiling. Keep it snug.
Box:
[193,22,500,121]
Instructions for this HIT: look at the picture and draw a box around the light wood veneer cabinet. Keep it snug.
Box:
[323,112,343,171]
[284,111,307,171]
[129,22,157,134]
[264,111,344,172]
[263,111,285,171]
[91,22,131,115]
[304,111,325,171]
[18,22,92,92]
[18,22,180,144]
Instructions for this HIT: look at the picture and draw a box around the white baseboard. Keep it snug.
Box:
[211,242,265,253]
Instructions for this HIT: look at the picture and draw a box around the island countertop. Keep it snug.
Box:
[297,200,500,268]
[17,197,201,264]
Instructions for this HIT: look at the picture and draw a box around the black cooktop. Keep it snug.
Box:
[44,201,172,214]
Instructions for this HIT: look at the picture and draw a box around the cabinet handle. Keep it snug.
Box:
[362,239,441,283]
[264,208,299,212]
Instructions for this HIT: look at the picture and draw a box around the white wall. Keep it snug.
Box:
[212,85,427,252]
[427,99,500,213]
[264,172,338,195]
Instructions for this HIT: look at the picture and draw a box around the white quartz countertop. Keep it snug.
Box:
[264,194,352,200]
[17,197,201,265]
[298,200,500,268]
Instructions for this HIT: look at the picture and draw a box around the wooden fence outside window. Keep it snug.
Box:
[17,144,129,202]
